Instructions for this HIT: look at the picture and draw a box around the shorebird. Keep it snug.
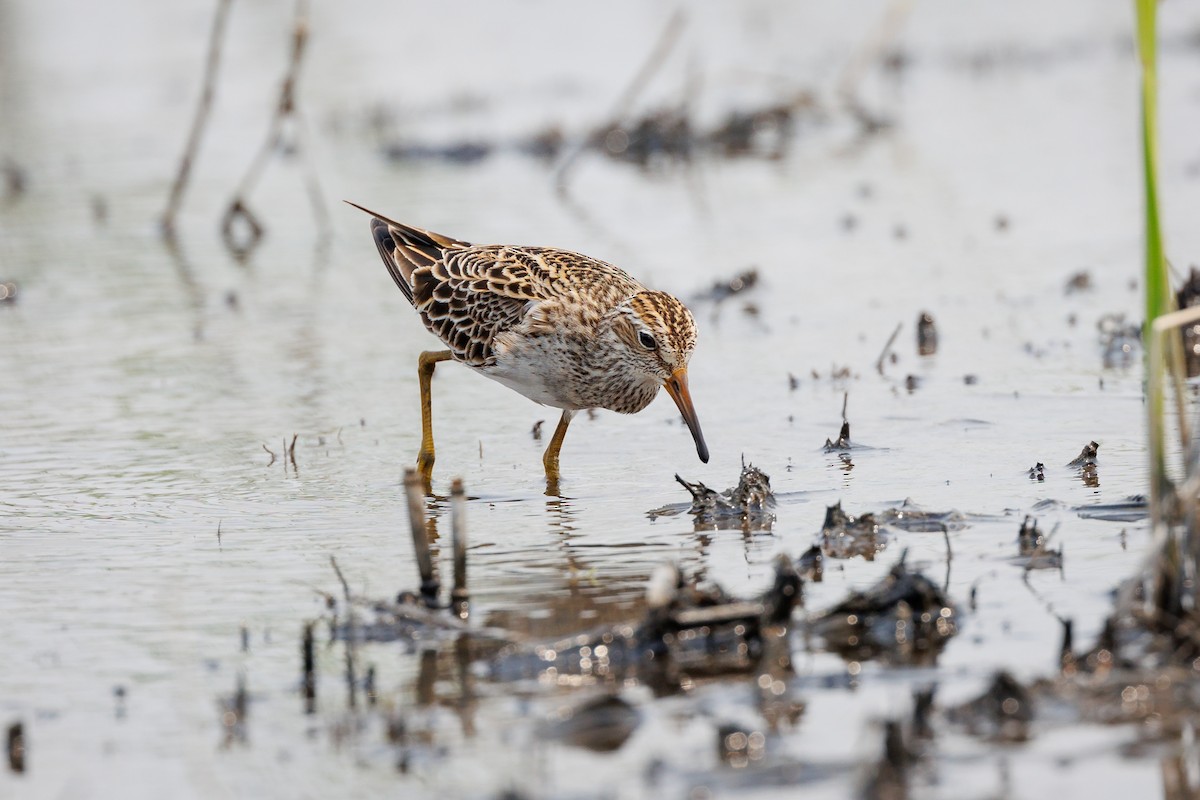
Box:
[349,203,709,485]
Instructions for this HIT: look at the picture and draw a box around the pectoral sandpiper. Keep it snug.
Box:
[349,202,709,485]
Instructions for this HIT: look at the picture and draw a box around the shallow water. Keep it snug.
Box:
[3,1,1200,798]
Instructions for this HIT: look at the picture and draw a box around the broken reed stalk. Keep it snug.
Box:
[160,0,233,238]
[450,478,469,615]
[329,555,359,710]
[875,322,902,375]
[403,468,440,607]
[221,0,329,257]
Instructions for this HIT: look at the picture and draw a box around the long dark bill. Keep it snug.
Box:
[663,368,710,463]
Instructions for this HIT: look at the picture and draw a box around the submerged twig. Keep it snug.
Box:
[161,0,233,237]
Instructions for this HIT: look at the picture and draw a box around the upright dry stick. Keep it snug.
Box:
[161,0,234,238]
[222,0,329,257]
[450,478,469,615]
[404,468,439,606]
[553,9,686,195]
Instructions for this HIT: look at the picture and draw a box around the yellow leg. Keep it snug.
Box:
[542,410,575,480]
[416,350,453,484]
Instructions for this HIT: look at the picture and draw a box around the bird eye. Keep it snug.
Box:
[638,331,658,350]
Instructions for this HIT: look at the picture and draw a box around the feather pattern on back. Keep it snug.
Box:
[351,203,645,367]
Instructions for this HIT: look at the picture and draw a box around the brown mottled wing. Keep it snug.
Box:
[351,204,472,305]
[413,245,640,366]
[352,203,641,366]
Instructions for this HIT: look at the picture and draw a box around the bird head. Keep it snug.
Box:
[611,290,709,463]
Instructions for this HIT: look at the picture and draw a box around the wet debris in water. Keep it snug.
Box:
[519,126,565,161]
[916,312,938,356]
[489,556,802,687]
[824,421,852,453]
[218,674,249,748]
[540,693,641,753]
[1097,313,1140,369]
[819,501,889,561]
[7,721,24,774]
[1028,462,1045,481]
[809,552,957,665]
[705,94,815,160]
[530,419,544,441]
[2,157,27,199]
[651,460,776,530]
[1175,266,1200,376]
[1067,440,1099,487]
[1074,495,1147,522]
[382,140,492,165]
[1067,440,1098,468]
[858,720,912,800]
[904,374,920,393]
[717,722,767,767]
[693,267,759,304]
[1016,516,1044,556]
[946,671,1034,742]
[878,499,969,533]
[1064,270,1093,294]
[0,281,17,305]
[1013,516,1063,571]
[812,364,856,382]
[797,544,824,583]
[113,685,127,719]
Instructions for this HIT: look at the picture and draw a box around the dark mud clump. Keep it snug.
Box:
[489,555,802,686]
[1028,461,1045,481]
[652,461,776,530]
[819,501,888,560]
[1067,440,1099,468]
[946,671,1034,742]
[797,544,824,583]
[823,421,852,452]
[539,694,641,753]
[693,267,759,304]
[808,553,956,665]
[1013,516,1063,571]
[1067,440,1099,487]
